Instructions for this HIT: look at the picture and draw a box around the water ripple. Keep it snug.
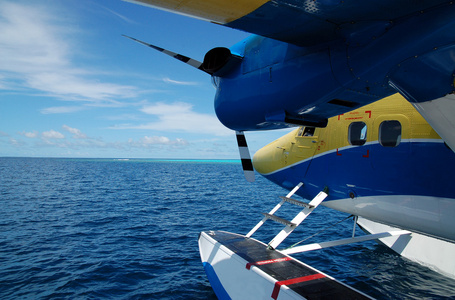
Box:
[1,158,454,299]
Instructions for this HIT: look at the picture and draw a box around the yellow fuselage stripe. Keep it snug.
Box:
[127,0,269,24]
[253,94,442,175]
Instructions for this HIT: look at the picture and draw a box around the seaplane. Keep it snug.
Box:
[121,0,455,298]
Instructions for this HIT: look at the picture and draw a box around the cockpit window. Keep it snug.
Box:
[379,120,401,147]
[303,127,315,136]
[297,127,315,137]
[349,122,367,146]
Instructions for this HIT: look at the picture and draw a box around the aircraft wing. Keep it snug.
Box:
[125,0,447,47]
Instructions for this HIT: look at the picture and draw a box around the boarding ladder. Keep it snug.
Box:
[246,182,328,250]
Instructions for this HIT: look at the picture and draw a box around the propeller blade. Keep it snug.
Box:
[122,35,209,74]
[236,131,255,182]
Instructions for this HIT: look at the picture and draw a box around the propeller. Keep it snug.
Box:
[122,35,208,73]
[123,35,253,181]
[236,131,255,182]
[122,35,241,76]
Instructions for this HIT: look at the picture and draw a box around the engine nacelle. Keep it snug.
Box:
[213,36,343,131]
[202,47,242,77]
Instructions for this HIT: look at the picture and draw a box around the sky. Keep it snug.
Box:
[0,0,292,159]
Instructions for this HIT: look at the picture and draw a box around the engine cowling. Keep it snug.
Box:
[203,47,242,76]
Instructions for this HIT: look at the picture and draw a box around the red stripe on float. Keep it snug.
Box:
[271,273,326,300]
[246,257,292,270]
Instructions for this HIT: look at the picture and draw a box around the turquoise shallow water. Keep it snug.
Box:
[1,157,455,299]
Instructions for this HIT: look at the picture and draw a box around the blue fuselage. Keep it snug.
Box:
[214,3,455,131]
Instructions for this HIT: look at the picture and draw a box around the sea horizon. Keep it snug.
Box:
[0,156,241,163]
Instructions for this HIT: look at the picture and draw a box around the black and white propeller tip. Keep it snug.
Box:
[122,34,207,73]
[236,131,255,182]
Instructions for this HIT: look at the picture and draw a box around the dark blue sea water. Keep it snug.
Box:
[1,157,455,299]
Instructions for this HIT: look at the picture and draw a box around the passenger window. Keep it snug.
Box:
[349,122,367,146]
[379,121,401,147]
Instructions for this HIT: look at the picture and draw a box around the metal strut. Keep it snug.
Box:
[281,230,411,255]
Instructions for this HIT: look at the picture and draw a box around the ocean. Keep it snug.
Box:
[1,157,455,299]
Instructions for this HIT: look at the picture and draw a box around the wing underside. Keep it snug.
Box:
[126,0,448,46]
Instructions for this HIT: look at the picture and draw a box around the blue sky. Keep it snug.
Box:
[0,0,292,159]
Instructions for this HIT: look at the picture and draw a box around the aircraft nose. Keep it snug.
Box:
[252,141,279,175]
[252,129,297,175]
[253,129,298,175]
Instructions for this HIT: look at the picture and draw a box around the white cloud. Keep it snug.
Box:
[40,106,86,114]
[0,3,68,73]
[26,72,137,102]
[103,114,141,121]
[62,125,87,139]
[163,77,199,86]
[96,3,137,24]
[121,102,231,136]
[142,136,171,144]
[128,136,189,147]
[20,131,38,138]
[42,130,65,139]
[140,102,192,115]
[0,74,9,89]
[9,138,22,146]
[0,1,136,103]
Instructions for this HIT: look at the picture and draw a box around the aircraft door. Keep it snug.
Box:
[288,127,320,178]
[287,125,333,195]
[292,127,319,159]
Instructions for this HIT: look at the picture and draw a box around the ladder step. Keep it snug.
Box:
[262,213,296,227]
[279,196,314,209]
